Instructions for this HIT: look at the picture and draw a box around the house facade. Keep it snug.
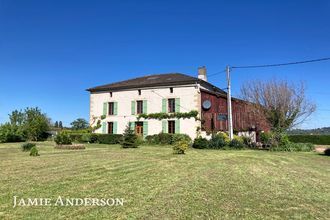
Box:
[87,67,270,140]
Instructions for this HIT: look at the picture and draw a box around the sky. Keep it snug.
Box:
[0,0,329,129]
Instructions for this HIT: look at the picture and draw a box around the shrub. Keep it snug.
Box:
[209,134,227,149]
[324,148,330,156]
[121,125,139,148]
[173,140,189,154]
[260,131,290,148]
[54,131,72,145]
[21,142,36,151]
[0,123,25,143]
[145,133,173,145]
[270,142,314,152]
[29,146,40,156]
[97,134,123,144]
[229,138,245,149]
[192,137,209,149]
[241,136,257,149]
[172,134,192,145]
[289,135,330,145]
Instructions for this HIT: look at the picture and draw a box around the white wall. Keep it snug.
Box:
[89,85,201,139]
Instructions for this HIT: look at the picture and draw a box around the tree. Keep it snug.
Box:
[240,79,316,131]
[70,118,89,130]
[54,121,59,128]
[121,124,139,148]
[21,107,50,141]
[59,121,63,129]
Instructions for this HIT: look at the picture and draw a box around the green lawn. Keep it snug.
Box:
[0,142,329,219]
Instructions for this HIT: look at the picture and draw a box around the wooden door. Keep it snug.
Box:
[135,122,143,136]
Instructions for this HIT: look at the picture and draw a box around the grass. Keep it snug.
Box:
[0,142,329,219]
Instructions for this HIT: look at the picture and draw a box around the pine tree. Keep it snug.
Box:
[121,124,139,148]
[54,121,59,128]
[59,121,63,129]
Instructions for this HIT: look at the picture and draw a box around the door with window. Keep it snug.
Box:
[168,120,175,134]
[135,122,143,136]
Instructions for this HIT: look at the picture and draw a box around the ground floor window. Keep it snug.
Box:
[108,122,113,134]
[168,120,175,134]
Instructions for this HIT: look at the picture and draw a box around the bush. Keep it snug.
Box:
[0,124,25,143]
[145,133,173,145]
[172,134,192,145]
[121,125,139,148]
[209,134,227,149]
[173,140,189,154]
[29,146,40,156]
[229,138,245,149]
[241,136,257,149]
[21,142,36,151]
[260,131,290,148]
[97,134,123,144]
[324,148,330,156]
[54,131,72,145]
[289,135,330,145]
[270,142,314,152]
[192,137,209,149]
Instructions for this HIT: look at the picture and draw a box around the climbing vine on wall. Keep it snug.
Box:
[137,110,199,121]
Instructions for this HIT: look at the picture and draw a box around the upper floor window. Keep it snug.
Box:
[138,89,141,95]
[170,87,173,93]
[137,100,143,114]
[110,92,113,97]
[108,102,114,115]
[168,98,175,113]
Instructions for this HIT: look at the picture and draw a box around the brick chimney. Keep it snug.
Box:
[198,66,207,81]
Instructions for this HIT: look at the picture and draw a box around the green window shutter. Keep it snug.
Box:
[129,122,135,131]
[143,100,147,114]
[162,120,167,133]
[103,102,108,115]
[131,101,136,115]
[113,102,118,115]
[113,122,118,134]
[162,99,167,113]
[175,120,180,134]
[102,122,107,134]
[175,98,180,113]
[143,121,148,137]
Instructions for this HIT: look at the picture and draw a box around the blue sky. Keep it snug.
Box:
[0,0,329,128]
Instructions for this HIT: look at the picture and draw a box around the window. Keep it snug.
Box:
[110,92,113,97]
[108,102,114,115]
[108,122,113,134]
[138,89,141,95]
[168,120,175,134]
[137,100,143,114]
[168,98,175,113]
[170,87,173,93]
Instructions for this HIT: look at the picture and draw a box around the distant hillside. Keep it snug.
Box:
[288,127,330,135]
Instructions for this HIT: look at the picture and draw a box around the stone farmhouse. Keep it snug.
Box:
[87,67,270,140]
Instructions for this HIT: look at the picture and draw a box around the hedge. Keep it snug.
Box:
[66,133,122,144]
[288,135,330,145]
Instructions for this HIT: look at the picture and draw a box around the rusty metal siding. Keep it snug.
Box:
[201,90,270,132]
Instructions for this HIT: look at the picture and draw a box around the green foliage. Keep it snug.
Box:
[21,107,50,141]
[229,138,245,149]
[260,131,290,147]
[121,125,139,148]
[173,140,189,154]
[0,123,25,143]
[29,146,40,156]
[137,110,199,121]
[70,118,89,130]
[97,134,123,144]
[172,134,192,145]
[269,142,314,152]
[209,134,227,149]
[192,137,209,149]
[241,136,257,149]
[54,131,72,145]
[21,142,36,151]
[145,133,173,145]
[324,148,330,156]
[288,135,330,145]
